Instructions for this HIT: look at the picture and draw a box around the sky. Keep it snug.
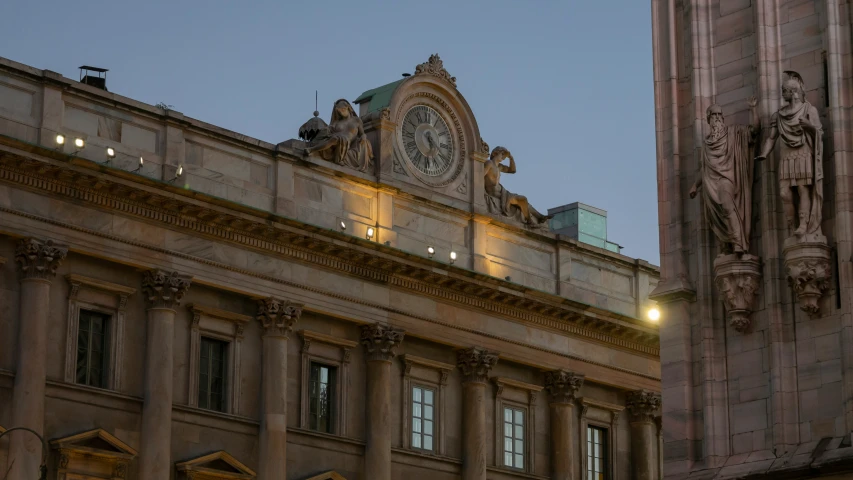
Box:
[1,0,659,263]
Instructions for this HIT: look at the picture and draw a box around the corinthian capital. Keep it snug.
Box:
[15,237,68,280]
[456,347,499,384]
[626,389,662,423]
[360,324,405,361]
[141,269,192,309]
[257,297,303,337]
[544,370,585,404]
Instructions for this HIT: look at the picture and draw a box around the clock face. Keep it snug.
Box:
[401,105,454,177]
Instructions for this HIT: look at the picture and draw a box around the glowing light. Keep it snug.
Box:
[366,227,375,240]
[74,138,85,148]
[450,251,457,264]
[648,308,661,322]
[340,221,347,231]
[106,147,116,158]
[176,165,183,176]
[55,134,65,145]
[427,246,435,258]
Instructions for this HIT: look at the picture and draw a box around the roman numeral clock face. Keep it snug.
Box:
[401,105,454,177]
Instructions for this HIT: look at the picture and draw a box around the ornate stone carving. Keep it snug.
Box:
[393,155,409,176]
[141,269,191,309]
[304,99,373,173]
[544,370,585,404]
[714,254,761,332]
[456,347,498,384]
[59,453,70,468]
[757,71,825,238]
[380,107,391,121]
[360,324,405,361]
[484,147,552,229]
[15,237,68,279]
[689,98,760,255]
[257,297,303,337]
[480,140,490,155]
[626,390,662,423]
[784,239,831,314]
[456,173,468,194]
[414,54,456,87]
[112,462,127,479]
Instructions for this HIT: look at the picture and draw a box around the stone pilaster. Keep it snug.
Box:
[545,370,584,480]
[7,238,67,478]
[457,347,499,480]
[361,324,405,480]
[257,297,303,480]
[626,390,662,480]
[138,270,191,480]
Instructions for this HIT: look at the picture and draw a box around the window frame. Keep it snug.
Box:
[586,424,609,480]
[197,336,229,412]
[299,330,357,436]
[187,304,250,415]
[493,377,542,474]
[410,383,437,453]
[64,274,136,391]
[400,354,454,456]
[502,404,527,470]
[578,397,623,480]
[307,361,338,434]
[75,308,111,388]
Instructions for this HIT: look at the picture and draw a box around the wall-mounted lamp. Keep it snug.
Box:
[55,134,66,148]
[647,308,661,322]
[366,227,375,240]
[427,246,435,258]
[71,137,85,155]
[340,221,347,231]
[449,251,457,264]
[169,165,183,183]
[103,147,116,164]
[132,157,144,172]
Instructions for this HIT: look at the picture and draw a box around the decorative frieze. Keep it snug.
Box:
[15,237,67,280]
[784,237,831,315]
[626,389,662,424]
[141,269,191,309]
[456,347,499,384]
[713,254,761,332]
[360,324,405,361]
[256,297,303,337]
[544,370,585,404]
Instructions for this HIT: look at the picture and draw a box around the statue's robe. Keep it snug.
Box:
[701,125,754,253]
[772,100,823,235]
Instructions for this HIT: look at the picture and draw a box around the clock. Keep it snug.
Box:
[400,105,454,177]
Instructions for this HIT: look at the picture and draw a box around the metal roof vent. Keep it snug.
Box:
[79,66,109,91]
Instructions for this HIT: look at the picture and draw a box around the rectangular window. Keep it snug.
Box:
[503,406,525,469]
[309,363,337,433]
[587,426,608,480]
[411,386,435,451]
[76,310,110,388]
[198,337,228,412]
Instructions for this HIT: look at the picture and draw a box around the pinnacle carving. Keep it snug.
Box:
[456,347,498,384]
[15,237,68,280]
[414,54,456,87]
[544,370,585,404]
[142,270,192,309]
[360,324,405,361]
[257,297,303,337]
[626,389,662,423]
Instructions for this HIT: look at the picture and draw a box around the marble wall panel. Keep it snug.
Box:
[485,234,552,273]
[0,81,34,118]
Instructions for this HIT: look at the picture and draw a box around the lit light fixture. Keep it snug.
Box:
[74,138,85,148]
[132,157,144,172]
[366,227,375,240]
[427,246,435,258]
[449,251,457,264]
[340,220,347,231]
[103,147,116,164]
[55,134,65,146]
[169,164,183,183]
[648,308,661,322]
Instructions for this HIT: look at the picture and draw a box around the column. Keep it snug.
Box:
[138,270,192,480]
[457,347,499,480]
[545,370,585,480]
[7,238,67,479]
[360,324,405,480]
[626,390,662,480]
[257,297,303,480]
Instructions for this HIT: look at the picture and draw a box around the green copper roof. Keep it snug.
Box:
[354,79,406,113]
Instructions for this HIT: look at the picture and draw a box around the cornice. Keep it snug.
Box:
[66,273,136,296]
[299,330,359,349]
[0,145,659,358]
[493,376,543,393]
[401,354,455,373]
[187,303,252,325]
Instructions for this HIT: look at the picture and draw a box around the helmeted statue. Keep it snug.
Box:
[756,71,824,237]
[689,98,760,255]
[484,147,551,228]
[305,99,374,173]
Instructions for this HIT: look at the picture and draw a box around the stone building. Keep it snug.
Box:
[650,0,853,478]
[0,54,661,479]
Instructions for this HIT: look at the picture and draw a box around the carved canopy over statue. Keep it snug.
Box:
[484,147,551,229]
[303,99,374,173]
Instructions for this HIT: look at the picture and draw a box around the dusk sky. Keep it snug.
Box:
[2,0,659,263]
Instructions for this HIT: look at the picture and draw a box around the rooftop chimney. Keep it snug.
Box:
[79,66,109,91]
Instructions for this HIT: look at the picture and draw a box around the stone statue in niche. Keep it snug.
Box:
[484,147,551,229]
[303,99,373,173]
[755,71,830,314]
[756,71,824,238]
[689,99,762,331]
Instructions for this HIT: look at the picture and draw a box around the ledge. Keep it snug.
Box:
[493,377,543,393]
[66,273,136,296]
[187,303,253,325]
[401,354,455,372]
[299,330,359,349]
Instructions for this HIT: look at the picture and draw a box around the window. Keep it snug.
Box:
[309,362,337,433]
[503,406,525,469]
[587,426,609,480]
[411,386,435,451]
[76,310,110,388]
[198,337,228,412]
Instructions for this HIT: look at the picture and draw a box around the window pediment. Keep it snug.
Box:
[304,472,347,480]
[175,450,256,479]
[50,429,137,479]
